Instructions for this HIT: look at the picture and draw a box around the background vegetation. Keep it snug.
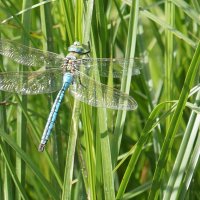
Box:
[0,0,200,199]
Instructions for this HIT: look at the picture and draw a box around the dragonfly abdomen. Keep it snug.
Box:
[38,72,73,152]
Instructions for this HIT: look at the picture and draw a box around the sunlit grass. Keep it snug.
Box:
[0,0,200,199]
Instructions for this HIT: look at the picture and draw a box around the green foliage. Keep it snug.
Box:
[0,0,200,199]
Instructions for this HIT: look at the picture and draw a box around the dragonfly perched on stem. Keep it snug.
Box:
[0,39,142,152]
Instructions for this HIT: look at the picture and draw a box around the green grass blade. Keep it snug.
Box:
[163,91,200,199]
[16,1,31,199]
[62,1,93,199]
[164,0,174,131]
[91,2,116,199]
[14,95,63,187]
[81,105,96,199]
[140,9,197,48]
[40,2,65,194]
[61,102,80,200]
[113,2,140,197]
[83,0,94,42]
[58,0,74,43]
[112,0,140,167]
[148,41,200,199]
[123,181,152,199]
[98,108,115,200]
[0,131,60,200]
[178,129,200,199]
[172,0,200,25]
[0,140,29,200]
[116,101,172,199]
[192,0,200,11]
[0,54,13,200]
[1,0,55,24]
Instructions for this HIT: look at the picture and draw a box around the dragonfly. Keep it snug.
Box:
[0,39,142,152]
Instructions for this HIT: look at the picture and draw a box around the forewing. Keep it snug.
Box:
[0,39,64,68]
[76,58,143,78]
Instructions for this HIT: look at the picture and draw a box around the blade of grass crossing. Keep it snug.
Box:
[122,181,152,199]
[0,140,28,200]
[139,9,197,48]
[1,109,13,200]
[1,122,11,199]
[62,102,81,200]
[95,114,104,200]
[137,20,162,161]
[192,0,200,12]
[172,0,200,25]
[115,0,140,199]
[62,1,93,199]
[115,102,162,199]
[76,138,89,197]
[114,100,178,200]
[91,18,104,199]
[91,2,116,199]
[148,41,200,199]
[58,0,74,43]
[16,1,32,199]
[112,0,139,166]
[75,0,83,40]
[81,105,96,199]
[40,0,64,193]
[0,131,60,200]
[178,129,200,199]
[97,108,115,200]
[89,1,116,199]
[80,0,95,197]
[14,95,63,188]
[1,0,31,39]
[94,0,107,56]
[87,37,116,199]
[164,0,174,131]
[83,0,94,42]
[163,91,200,199]
[175,116,200,199]
[0,35,13,200]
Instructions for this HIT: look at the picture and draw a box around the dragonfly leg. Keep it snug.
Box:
[78,74,86,88]
[0,101,17,106]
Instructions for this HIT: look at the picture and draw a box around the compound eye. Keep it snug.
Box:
[74,41,80,46]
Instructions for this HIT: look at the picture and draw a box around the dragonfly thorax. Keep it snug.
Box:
[62,56,75,73]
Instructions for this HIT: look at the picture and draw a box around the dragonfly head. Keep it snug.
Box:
[68,41,90,55]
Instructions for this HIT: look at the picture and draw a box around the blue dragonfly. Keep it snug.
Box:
[0,39,142,151]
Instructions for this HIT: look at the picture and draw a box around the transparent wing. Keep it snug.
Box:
[69,71,137,110]
[0,69,63,94]
[75,58,143,78]
[0,39,64,68]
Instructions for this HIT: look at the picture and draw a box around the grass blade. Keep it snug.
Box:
[114,1,140,198]
[163,91,200,199]
[179,129,200,199]
[61,102,80,200]
[0,140,28,200]
[0,130,60,200]
[16,1,31,199]
[148,41,200,199]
